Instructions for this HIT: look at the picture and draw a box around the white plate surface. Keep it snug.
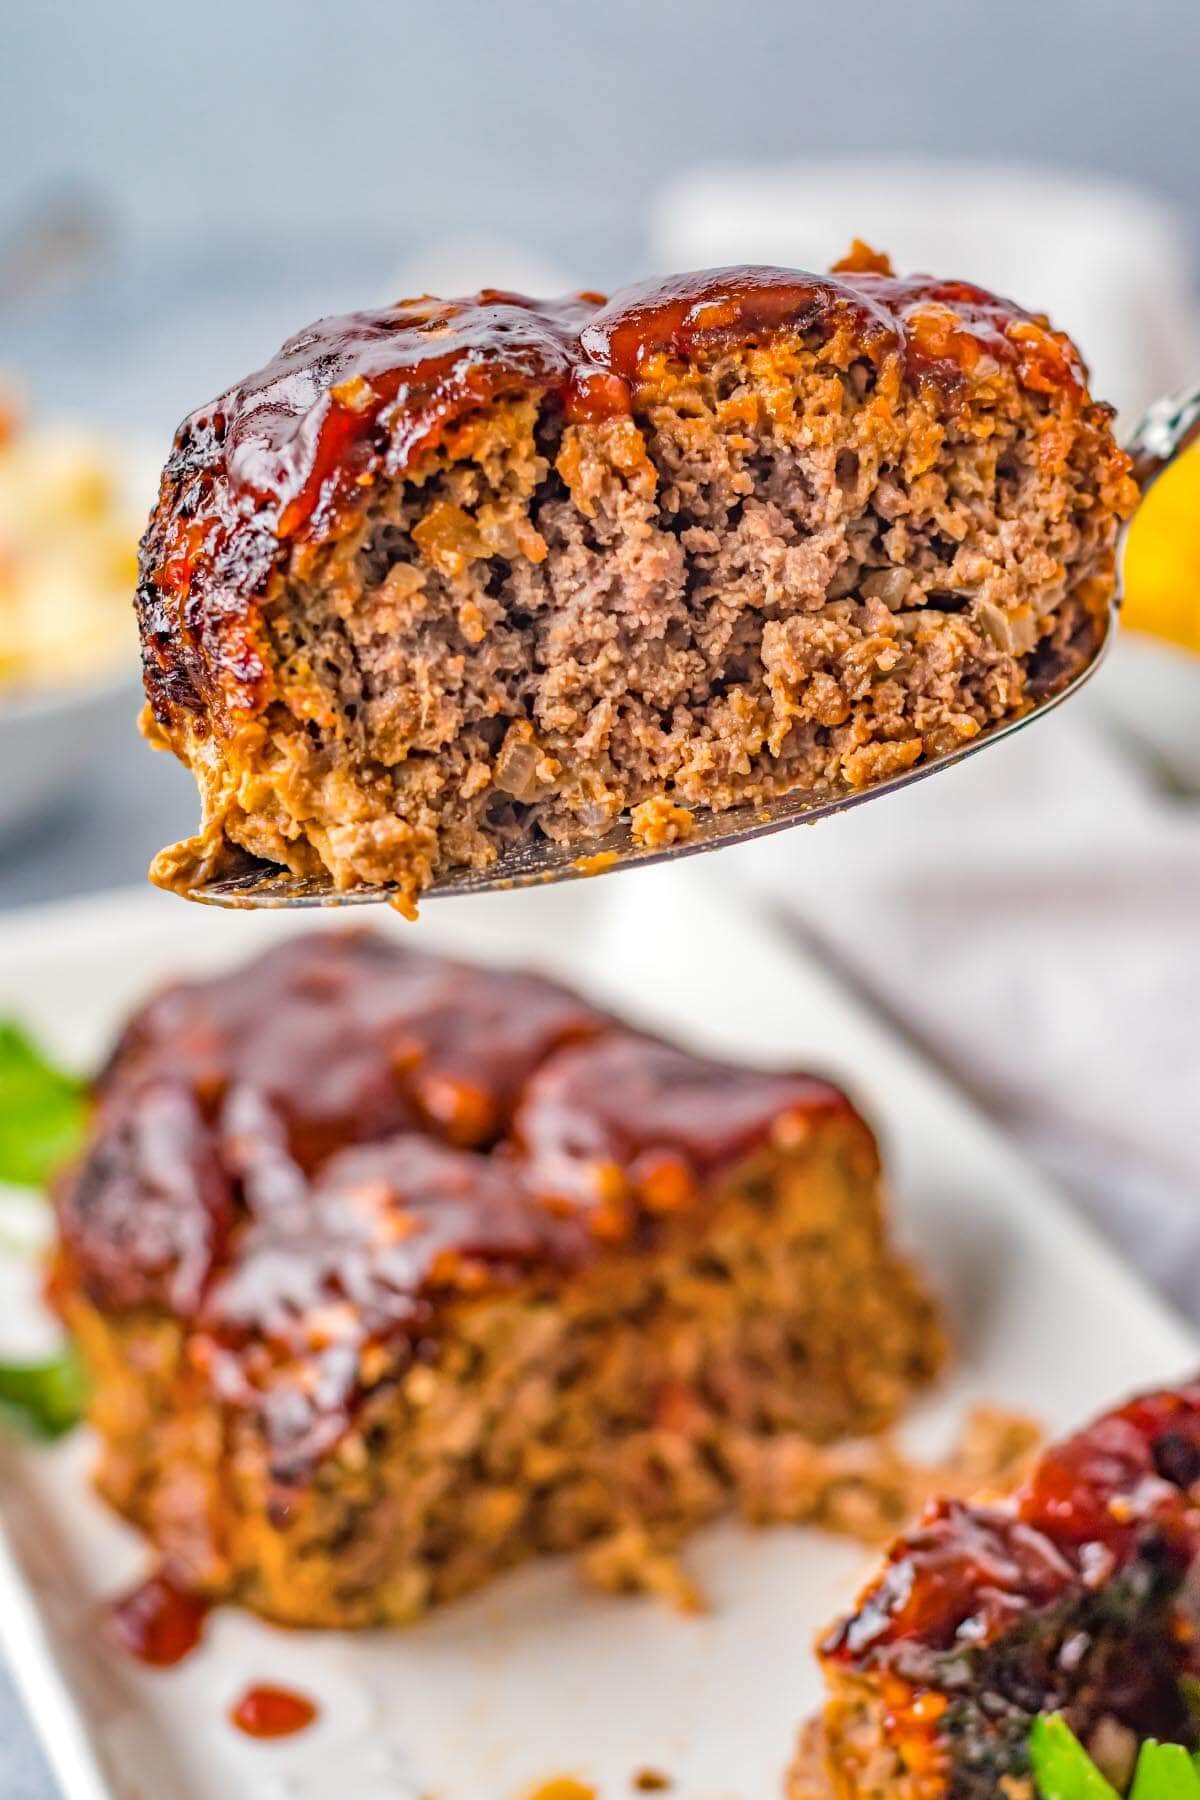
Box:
[0,867,1193,1800]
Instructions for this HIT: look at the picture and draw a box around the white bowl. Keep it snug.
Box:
[1096,631,1200,793]
[0,669,143,846]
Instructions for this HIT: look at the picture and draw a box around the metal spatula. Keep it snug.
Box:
[189,379,1200,910]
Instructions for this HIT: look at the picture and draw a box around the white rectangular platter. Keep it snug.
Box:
[0,863,1193,1800]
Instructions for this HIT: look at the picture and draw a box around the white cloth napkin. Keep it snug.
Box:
[727,652,1200,1322]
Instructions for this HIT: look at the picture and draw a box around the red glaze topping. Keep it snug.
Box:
[823,1382,1200,1678]
[576,265,1080,407]
[108,1571,211,1667]
[138,258,1090,721]
[208,1135,588,1349]
[224,292,598,542]
[60,1082,235,1315]
[229,1684,318,1738]
[57,936,604,1317]
[98,929,606,1165]
[59,931,606,1315]
[56,933,859,1474]
[516,1031,858,1219]
[200,1134,593,1470]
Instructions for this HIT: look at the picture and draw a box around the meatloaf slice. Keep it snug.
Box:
[137,246,1137,913]
[51,931,944,1628]
[788,1381,1200,1800]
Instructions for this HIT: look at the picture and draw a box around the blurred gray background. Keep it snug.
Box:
[5,0,1200,426]
[7,0,1200,257]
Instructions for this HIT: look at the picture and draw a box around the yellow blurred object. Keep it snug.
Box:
[0,385,140,692]
[1122,440,1200,655]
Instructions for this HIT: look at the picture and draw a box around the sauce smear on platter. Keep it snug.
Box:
[108,1572,211,1667]
[230,1683,318,1738]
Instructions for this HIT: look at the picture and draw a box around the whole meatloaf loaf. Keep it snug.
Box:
[137,244,1137,912]
[51,930,944,1628]
[789,1381,1200,1800]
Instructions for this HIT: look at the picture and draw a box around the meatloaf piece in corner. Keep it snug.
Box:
[50,930,945,1628]
[788,1381,1200,1800]
[137,245,1137,913]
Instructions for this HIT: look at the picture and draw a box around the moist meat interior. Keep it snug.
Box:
[188,330,1117,901]
[72,1129,942,1628]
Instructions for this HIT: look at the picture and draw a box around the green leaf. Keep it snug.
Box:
[0,1020,86,1189]
[1129,1742,1200,1800]
[0,1347,87,1440]
[1030,1716,1121,1799]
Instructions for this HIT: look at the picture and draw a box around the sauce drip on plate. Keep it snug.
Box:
[108,1572,211,1667]
[230,1684,318,1738]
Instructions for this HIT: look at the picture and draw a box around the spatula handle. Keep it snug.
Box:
[1126,379,1200,493]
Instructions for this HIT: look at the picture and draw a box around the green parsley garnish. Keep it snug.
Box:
[0,1346,87,1440]
[1031,1716,1200,1799]
[0,1020,86,1190]
[0,1020,89,1439]
[1129,1742,1200,1800]
[1030,1716,1121,1798]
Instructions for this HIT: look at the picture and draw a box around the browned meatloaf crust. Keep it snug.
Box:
[51,930,945,1628]
[137,245,1137,913]
[788,1381,1200,1800]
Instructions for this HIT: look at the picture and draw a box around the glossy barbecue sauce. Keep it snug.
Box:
[229,1684,318,1738]
[219,258,1084,545]
[823,1383,1200,1674]
[140,250,1088,720]
[514,1030,858,1212]
[59,932,608,1313]
[108,1572,211,1667]
[61,934,860,1481]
